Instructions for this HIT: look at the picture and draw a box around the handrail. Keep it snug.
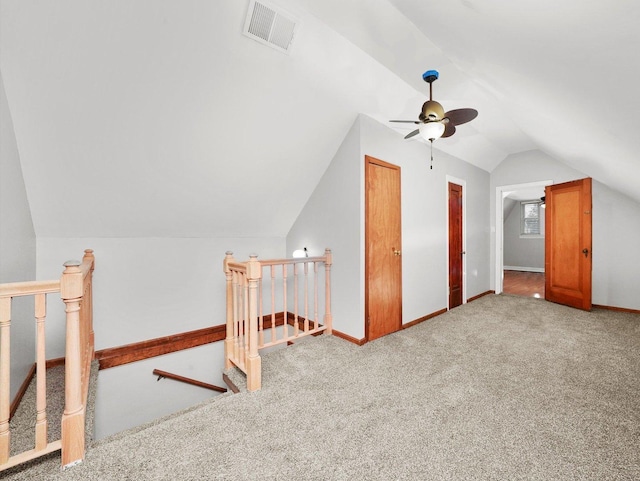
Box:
[152,369,227,393]
[0,249,95,472]
[223,249,332,391]
[0,279,61,298]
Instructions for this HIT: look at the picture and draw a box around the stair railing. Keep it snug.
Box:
[0,249,95,472]
[223,249,332,391]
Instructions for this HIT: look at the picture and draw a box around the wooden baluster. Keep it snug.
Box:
[313,261,318,331]
[34,294,48,451]
[60,260,86,468]
[324,249,333,335]
[258,277,264,348]
[233,272,240,367]
[245,255,262,391]
[242,273,249,369]
[83,249,95,356]
[293,262,299,338]
[270,265,276,343]
[282,264,288,342]
[223,252,235,370]
[304,262,309,333]
[0,297,11,464]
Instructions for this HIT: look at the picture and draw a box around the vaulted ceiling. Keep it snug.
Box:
[1,0,638,238]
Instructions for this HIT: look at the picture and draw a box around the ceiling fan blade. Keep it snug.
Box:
[404,129,420,139]
[444,108,478,126]
[441,123,456,138]
[390,120,420,124]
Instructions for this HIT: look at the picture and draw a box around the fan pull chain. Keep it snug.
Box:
[430,139,434,169]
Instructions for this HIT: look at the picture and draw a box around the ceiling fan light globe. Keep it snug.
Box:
[419,122,445,141]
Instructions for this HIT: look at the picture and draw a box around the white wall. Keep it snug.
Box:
[0,72,37,398]
[491,150,640,310]
[36,237,285,357]
[286,120,362,340]
[591,180,640,310]
[288,115,491,340]
[503,201,545,270]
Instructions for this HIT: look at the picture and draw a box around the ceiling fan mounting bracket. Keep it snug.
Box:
[422,69,439,84]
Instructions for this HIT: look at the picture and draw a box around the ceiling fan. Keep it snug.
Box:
[390,70,478,168]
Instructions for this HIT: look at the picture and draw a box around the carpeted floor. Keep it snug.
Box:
[4,294,640,480]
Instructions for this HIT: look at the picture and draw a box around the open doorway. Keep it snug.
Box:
[495,181,551,298]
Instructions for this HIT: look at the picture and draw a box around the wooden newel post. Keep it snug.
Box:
[324,248,333,335]
[245,254,262,392]
[60,260,85,468]
[223,252,235,371]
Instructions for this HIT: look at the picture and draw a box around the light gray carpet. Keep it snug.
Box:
[4,295,640,480]
[9,361,98,457]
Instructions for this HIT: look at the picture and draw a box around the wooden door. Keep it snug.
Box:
[365,156,402,341]
[448,182,463,309]
[545,178,592,310]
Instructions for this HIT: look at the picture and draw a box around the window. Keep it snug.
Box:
[520,201,543,236]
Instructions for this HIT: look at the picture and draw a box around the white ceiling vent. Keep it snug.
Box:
[243,0,298,54]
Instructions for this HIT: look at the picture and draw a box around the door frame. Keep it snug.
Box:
[494,180,552,294]
[445,175,466,309]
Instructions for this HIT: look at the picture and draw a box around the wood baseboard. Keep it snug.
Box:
[95,312,289,370]
[332,329,366,346]
[467,290,495,303]
[402,308,448,330]
[46,357,66,369]
[10,363,36,420]
[592,304,640,315]
[96,324,227,370]
[222,372,240,394]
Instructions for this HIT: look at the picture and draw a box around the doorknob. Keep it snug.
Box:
[392,248,402,256]
[582,248,589,257]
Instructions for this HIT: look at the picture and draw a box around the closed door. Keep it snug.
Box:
[365,156,402,341]
[448,182,463,308]
[545,178,592,310]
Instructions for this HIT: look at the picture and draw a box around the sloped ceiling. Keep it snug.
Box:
[1,0,638,238]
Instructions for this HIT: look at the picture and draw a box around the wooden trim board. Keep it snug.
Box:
[402,308,448,330]
[95,324,227,370]
[593,304,640,315]
[9,364,36,420]
[467,290,495,303]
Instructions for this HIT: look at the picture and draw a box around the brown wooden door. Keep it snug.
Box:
[365,156,402,341]
[545,178,592,310]
[448,182,463,309]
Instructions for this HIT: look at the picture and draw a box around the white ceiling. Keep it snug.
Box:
[1,0,639,237]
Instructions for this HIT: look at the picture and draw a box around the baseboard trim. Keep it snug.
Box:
[96,324,227,370]
[95,313,293,370]
[46,357,66,369]
[9,359,66,420]
[222,372,240,394]
[9,363,36,420]
[332,329,366,346]
[402,308,448,330]
[467,290,495,303]
[504,266,545,273]
[593,304,640,315]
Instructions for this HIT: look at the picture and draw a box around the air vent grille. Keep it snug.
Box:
[243,1,298,54]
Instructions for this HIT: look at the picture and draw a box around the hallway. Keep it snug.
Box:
[503,270,545,298]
